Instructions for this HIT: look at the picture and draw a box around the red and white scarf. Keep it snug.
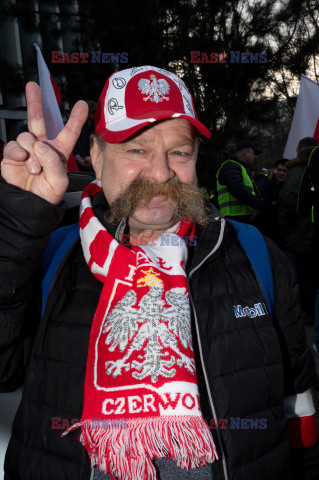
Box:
[64,180,217,479]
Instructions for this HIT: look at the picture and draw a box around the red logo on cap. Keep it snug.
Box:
[125,70,185,120]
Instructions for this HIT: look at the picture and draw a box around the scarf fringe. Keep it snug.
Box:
[63,417,218,480]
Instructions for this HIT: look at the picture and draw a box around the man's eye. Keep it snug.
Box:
[172,151,184,156]
[130,149,143,154]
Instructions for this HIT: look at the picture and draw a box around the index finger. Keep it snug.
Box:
[26,81,47,139]
[54,100,88,159]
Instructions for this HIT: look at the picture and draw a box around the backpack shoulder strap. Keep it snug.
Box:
[226,219,274,318]
[41,223,80,316]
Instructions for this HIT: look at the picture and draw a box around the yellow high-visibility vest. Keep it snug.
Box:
[216,159,256,217]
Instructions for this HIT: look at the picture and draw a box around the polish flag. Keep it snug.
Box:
[34,43,78,171]
[284,74,319,159]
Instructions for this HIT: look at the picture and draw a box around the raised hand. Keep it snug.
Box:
[1,82,88,205]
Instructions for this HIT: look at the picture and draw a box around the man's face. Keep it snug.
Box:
[237,147,256,166]
[244,148,256,166]
[275,163,288,183]
[91,118,198,234]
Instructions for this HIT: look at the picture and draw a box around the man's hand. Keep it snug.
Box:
[1,82,88,205]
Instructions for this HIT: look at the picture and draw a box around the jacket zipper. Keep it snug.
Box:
[188,218,229,480]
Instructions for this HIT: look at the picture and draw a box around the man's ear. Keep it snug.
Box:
[90,135,103,180]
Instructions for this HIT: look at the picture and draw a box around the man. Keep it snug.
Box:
[216,140,263,223]
[0,66,318,480]
[279,137,318,316]
[275,159,289,185]
[259,159,289,242]
[306,147,319,356]
[295,145,319,356]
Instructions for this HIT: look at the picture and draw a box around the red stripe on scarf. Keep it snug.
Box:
[79,207,95,230]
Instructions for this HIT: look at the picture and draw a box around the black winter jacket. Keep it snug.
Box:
[296,146,319,273]
[0,177,317,480]
[278,149,314,254]
[217,154,262,212]
[258,176,283,244]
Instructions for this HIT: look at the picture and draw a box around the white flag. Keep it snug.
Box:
[284,74,319,159]
[34,43,64,140]
[34,43,78,171]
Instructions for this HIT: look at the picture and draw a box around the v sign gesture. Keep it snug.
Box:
[1,82,88,205]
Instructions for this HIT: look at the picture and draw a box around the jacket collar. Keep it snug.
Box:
[223,152,247,168]
[186,202,225,274]
[92,189,121,238]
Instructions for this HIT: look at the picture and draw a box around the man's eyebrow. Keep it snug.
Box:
[120,137,152,147]
[117,138,196,149]
[168,140,196,148]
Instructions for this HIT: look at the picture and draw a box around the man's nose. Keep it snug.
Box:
[144,152,175,183]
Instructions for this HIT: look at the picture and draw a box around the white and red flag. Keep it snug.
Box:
[34,43,78,171]
[284,74,319,159]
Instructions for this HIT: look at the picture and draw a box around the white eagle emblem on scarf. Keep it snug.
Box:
[138,75,170,103]
[103,282,195,383]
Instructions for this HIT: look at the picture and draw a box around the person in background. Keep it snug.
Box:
[296,144,319,356]
[279,137,318,318]
[73,99,97,172]
[259,159,288,243]
[255,168,272,192]
[216,140,263,224]
[307,147,319,356]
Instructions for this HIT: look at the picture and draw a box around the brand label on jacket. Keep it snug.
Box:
[234,303,265,318]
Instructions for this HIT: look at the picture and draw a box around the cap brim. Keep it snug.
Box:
[254,148,262,155]
[96,112,212,143]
